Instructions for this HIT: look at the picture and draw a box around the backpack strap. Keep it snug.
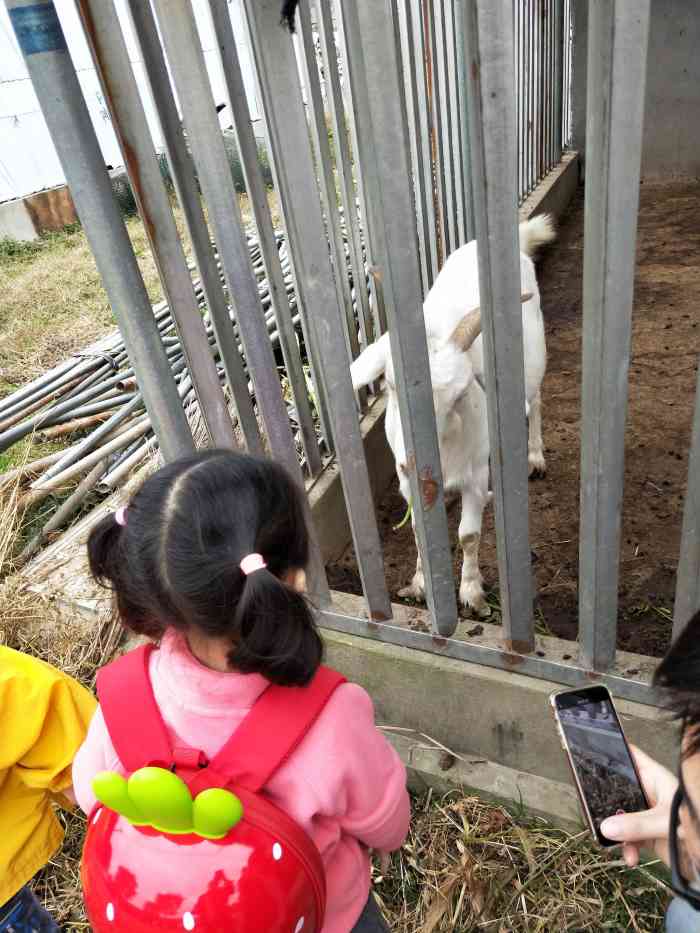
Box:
[96,644,205,773]
[191,665,346,795]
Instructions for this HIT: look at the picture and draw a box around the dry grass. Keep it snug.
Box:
[376,789,670,932]
[0,216,163,389]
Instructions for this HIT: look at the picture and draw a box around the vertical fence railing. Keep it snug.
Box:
[339,0,459,636]
[205,0,321,474]
[124,0,262,458]
[578,0,651,672]
[397,0,572,291]
[75,0,238,453]
[463,0,534,652]
[5,0,194,463]
[242,0,391,621]
[10,0,688,707]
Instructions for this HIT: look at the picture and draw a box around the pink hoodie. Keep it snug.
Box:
[72,631,410,932]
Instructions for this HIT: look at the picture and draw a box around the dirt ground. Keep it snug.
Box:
[328,182,700,658]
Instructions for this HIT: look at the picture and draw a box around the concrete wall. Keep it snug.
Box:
[571,0,700,181]
[641,0,700,180]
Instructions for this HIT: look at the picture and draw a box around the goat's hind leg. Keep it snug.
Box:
[528,389,546,478]
[459,486,489,617]
[397,525,425,602]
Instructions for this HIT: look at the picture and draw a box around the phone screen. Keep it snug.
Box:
[554,686,649,846]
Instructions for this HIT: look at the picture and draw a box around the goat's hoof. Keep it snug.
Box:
[460,585,490,617]
[398,583,425,602]
[528,455,547,479]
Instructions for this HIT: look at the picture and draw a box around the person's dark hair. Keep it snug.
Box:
[654,609,700,757]
[280,0,299,32]
[88,451,322,686]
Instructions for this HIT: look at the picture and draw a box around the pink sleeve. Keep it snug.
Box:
[323,684,410,853]
[71,705,123,815]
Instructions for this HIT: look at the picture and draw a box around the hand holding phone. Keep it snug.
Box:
[551,685,650,847]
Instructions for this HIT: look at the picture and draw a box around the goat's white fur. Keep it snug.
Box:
[350,214,555,615]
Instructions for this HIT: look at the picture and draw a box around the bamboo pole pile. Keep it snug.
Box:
[0,231,320,561]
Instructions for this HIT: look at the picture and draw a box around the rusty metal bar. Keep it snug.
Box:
[76,0,237,451]
[206,0,320,471]
[125,0,263,456]
[243,0,390,621]
[5,0,193,462]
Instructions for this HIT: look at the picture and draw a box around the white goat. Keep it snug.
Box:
[350,214,555,616]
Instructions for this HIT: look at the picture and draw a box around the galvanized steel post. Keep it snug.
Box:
[344,0,459,636]
[75,0,237,452]
[578,0,651,671]
[673,371,700,641]
[5,0,193,462]
[242,0,392,622]
[462,0,534,651]
[125,0,263,457]
[205,0,319,471]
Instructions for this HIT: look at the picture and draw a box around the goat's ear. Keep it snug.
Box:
[350,333,390,390]
[450,292,533,353]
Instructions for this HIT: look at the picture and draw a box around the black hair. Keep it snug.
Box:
[88,450,322,686]
[280,0,299,32]
[654,609,700,758]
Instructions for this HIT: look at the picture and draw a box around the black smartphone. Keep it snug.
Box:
[550,684,650,847]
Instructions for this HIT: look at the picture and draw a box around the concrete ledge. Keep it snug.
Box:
[386,730,582,829]
[321,626,676,806]
[520,151,580,224]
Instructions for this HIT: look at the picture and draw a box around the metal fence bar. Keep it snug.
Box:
[463,0,534,651]
[515,0,521,202]
[526,0,534,193]
[397,0,431,293]
[408,0,440,283]
[312,0,374,351]
[543,0,549,171]
[444,0,465,246]
[243,0,391,621]
[553,0,562,158]
[206,0,321,474]
[318,609,660,709]
[451,0,472,243]
[346,0,458,636]
[673,366,700,640]
[578,0,651,672]
[76,0,237,453]
[538,0,545,179]
[455,0,476,241]
[425,0,450,263]
[296,4,359,371]
[434,0,457,256]
[564,0,573,146]
[332,0,386,341]
[125,0,262,457]
[5,0,193,462]
[149,0,331,606]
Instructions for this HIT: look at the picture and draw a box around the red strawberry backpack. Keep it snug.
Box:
[81,643,345,933]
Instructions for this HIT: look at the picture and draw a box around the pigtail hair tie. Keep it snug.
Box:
[115,507,128,527]
[240,553,266,576]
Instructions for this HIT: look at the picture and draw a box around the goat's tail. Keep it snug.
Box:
[519,213,556,257]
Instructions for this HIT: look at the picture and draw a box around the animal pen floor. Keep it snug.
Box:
[328,181,700,658]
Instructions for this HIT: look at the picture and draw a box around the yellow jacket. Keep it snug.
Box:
[0,646,96,905]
